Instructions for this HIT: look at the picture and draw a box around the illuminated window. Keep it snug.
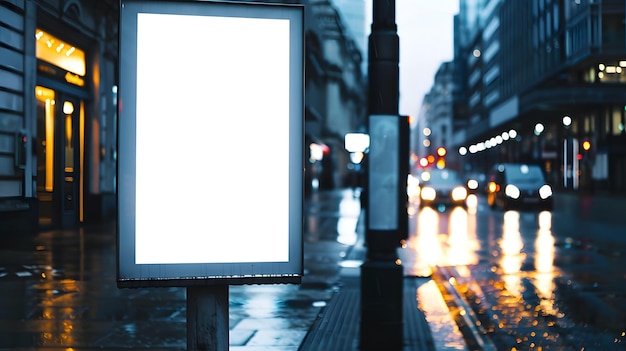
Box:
[35,29,86,77]
[595,61,626,83]
[612,108,623,135]
[35,86,56,192]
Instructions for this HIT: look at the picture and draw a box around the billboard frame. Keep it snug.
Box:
[117,0,304,288]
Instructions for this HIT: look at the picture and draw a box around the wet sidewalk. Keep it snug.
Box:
[299,190,467,351]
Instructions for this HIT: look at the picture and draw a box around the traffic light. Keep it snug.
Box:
[436,147,446,169]
[578,139,592,160]
[426,154,435,166]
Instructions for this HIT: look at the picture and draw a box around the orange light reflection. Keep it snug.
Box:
[500,210,524,295]
[534,211,558,314]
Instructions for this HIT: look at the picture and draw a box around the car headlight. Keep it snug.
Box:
[505,184,520,199]
[420,187,436,201]
[451,186,468,201]
[467,179,479,190]
[539,184,552,199]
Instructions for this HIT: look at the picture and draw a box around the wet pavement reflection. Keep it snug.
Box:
[3,188,625,350]
[400,192,626,350]
[0,189,360,350]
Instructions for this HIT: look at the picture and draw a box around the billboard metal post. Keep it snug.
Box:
[117,1,303,349]
[187,286,229,351]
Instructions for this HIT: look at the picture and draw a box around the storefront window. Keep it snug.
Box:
[35,29,86,78]
[612,107,623,135]
[35,86,55,192]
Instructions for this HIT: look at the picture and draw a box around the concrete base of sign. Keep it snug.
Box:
[360,260,404,350]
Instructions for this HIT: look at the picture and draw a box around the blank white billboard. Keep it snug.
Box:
[117,0,303,287]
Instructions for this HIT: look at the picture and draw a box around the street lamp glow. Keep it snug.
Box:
[562,116,572,127]
[437,147,447,157]
[423,127,431,136]
[534,123,544,135]
[459,146,467,155]
[509,129,517,139]
[350,151,364,164]
[309,143,324,161]
[344,133,369,153]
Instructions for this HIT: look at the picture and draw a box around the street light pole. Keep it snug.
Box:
[368,0,399,115]
[361,0,406,349]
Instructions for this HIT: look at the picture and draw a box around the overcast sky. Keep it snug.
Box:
[365,1,459,118]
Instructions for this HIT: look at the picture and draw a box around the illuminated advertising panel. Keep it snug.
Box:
[118,0,303,287]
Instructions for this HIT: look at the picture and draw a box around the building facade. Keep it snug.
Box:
[451,0,626,193]
[413,61,459,171]
[1,0,118,233]
[331,0,367,76]
[304,0,367,192]
[246,0,366,193]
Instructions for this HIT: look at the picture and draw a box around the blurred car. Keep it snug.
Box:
[464,171,487,194]
[418,169,468,208]
[487,163,553,211]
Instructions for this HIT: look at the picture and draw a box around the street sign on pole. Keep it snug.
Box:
[117,0,304,287]
[368,115,399,230]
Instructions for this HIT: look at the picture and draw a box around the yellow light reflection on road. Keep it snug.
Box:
[417,207,442,268]
[446,207,479,266]
[417,280,469,349]
[534,211,558,314]
[466,194,478,214]
[38,280,79,346]
[500,210,524,295]
[400,206,441,276]
[535,211,554,274]
[401,204,480,276]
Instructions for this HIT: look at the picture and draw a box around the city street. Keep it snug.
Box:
[400,191,626,350]
[2,188,626,350]
[3,2,626,350]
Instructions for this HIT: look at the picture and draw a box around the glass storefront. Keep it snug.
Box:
[35,29,87,228]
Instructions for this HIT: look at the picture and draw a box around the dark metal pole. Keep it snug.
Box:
[361,0,406,350]
[368,0,399,116]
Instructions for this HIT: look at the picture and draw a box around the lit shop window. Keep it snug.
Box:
[35,86,55,192]
[35,29,86,80]
[593,62,626,83]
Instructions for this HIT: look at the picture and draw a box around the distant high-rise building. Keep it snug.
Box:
[457,0,487,46]
[452,0,626,193]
